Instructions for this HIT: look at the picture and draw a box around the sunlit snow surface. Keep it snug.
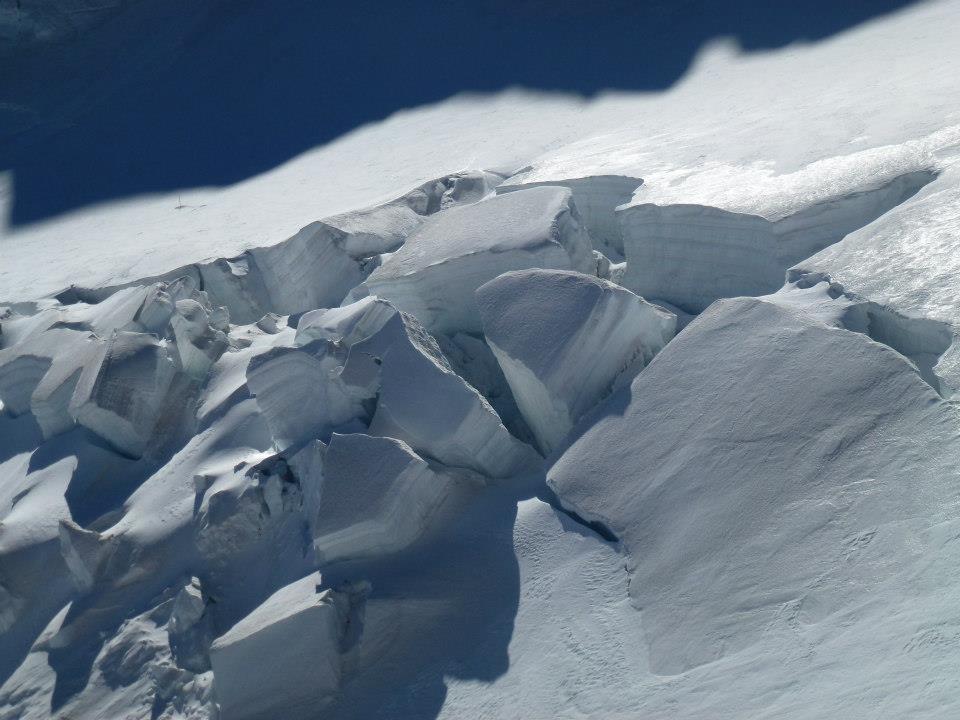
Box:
[3,1,960,719]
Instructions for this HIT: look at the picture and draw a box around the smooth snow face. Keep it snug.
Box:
[477,269,674,455]
[496,175,642,260]
[312,433,457,565]
[209,572,348,720]
[360,186,595,334]
[549,296,960,681]
[619,167,936,313]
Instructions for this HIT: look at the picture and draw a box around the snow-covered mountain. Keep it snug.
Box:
[2,1,960,718]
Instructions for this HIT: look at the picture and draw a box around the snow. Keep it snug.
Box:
[793,153,960,397]
[360,186,595,334]
[312,433,460,565]
[496,174,642,260]
[209,572,347,720]
[619,166,936,312]
[3,1,960,718]
[70,332,178,458]
[548,296,960,703]
[477,269,674,455]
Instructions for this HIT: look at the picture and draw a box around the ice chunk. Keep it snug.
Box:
[168,577,214,673]
[351,306,542,477]
[326,170,504,258]
[196,222,368,324]
[360,186,595,334]
[313,433,457,564]
[619,167,936,312]
[69,331,178,458]
[548,296,959,675]
[478,269,675,454]
[497,174,642,259]
[289,296,539,478]
[194,450,321,616]
[255,312,284,334]
[210,572,348,720]
[245,340,366,449]
[57,519,108,592]
[294,295,396,347]
[169,298,230,379]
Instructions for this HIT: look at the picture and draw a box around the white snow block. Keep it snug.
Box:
[497,174,642,259]
[327,170,504,258]
[619,169,935,312]
[313,433,454,564]
[198,223,368,324]
[288,296,539,478]
[245,340,365,449]
[360,186,595,334]
[248,221,367,315]
[477,269,675,454]
[210,572,348,720]
[294,295,396,347]
[548,296,959,675]
[349,306,542,477]
[69,331,178,457]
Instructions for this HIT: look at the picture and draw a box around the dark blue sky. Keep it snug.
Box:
[0,0,919,226]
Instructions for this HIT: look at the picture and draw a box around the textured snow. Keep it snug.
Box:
[496,174,641,259]
[793,153,960,397]
[360,186,595,333]
[619,166,936,312]
[477,269,674,454]
[548,296,960,706]
[3,2,960,718]
[312,433,460,565]
[209,572,348,720]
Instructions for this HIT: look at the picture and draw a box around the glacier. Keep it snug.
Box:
[3,2,960,719]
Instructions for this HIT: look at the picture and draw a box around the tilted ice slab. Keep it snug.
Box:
[312,433,461,565]
[354,305,542,477]
[359,186,595,334]
[477,269,675,455]
[209,572,349,720]
[792,153,960,397]
[763,276,954,397]
[618,140,939,312]
[549,296,960,683]
[496,174,642,260]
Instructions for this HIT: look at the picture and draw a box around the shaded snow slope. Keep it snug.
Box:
[549,297,960,697]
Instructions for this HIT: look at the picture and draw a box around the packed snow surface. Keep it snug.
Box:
[3,1,960,718]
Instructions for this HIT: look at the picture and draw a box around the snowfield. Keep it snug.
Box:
[3,1,960,719]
